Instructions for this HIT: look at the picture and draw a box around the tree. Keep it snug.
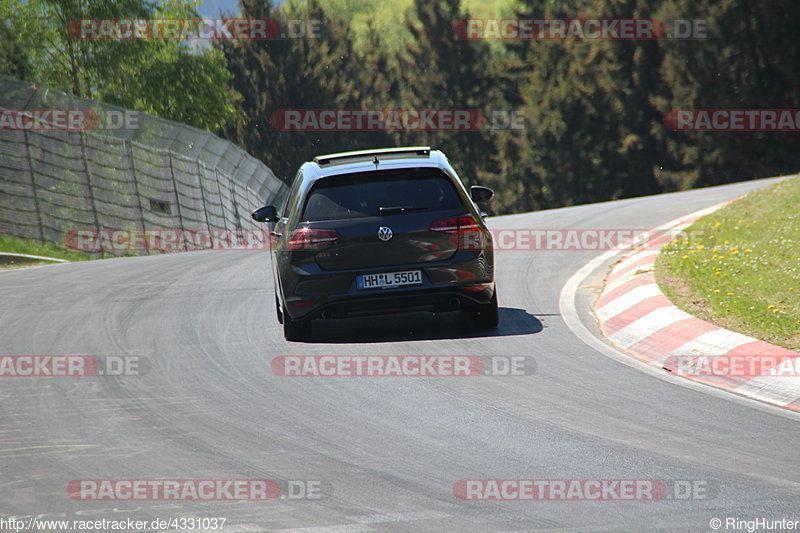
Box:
[657,0,800,188]
[0,0,240,131]
[219,0,394,181]
[0,19,33,79]
[1,0,155,98]
[397,0,499,190]
[499,0,666,209]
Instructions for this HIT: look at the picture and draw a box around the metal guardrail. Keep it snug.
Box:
[0,76,288,256]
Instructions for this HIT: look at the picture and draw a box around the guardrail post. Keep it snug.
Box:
[126,140,149,255]
[168,151,188,251]
[79,131,103,257]
[196,160,213,248]
[22,129,45,243]
[214,168,230,247]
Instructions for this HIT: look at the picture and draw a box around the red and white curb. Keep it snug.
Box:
[594,203,800,412]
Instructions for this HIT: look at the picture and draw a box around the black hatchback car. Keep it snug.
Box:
[252,146,497,341]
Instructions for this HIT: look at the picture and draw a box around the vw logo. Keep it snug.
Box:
[377,226,393,241]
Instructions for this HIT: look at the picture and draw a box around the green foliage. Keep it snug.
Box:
[103,45,240,132]
[0,19,33,78]
[500,0,665,209]
[656,0,800,190]
[288,0,519,56]
[0,0,239,131]
[218,0,395,181]
[1,0,156,98]
[0,232,92,262]
[394,0,499,189]
[6,0,798,211]
[219,0,800,211]
[657,177,800,349]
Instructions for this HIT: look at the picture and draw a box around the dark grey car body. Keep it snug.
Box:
[252,147,497,340]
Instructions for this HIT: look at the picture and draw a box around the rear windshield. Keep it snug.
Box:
[302,168,463,221]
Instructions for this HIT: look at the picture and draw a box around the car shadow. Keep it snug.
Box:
[304,307,545,344]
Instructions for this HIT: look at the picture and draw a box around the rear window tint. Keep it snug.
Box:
[302,168,463,221]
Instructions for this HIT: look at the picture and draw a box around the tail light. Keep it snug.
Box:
[430,215,483,250]
[287,227,340,250]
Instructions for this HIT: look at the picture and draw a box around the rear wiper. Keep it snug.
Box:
[378,205,427,214]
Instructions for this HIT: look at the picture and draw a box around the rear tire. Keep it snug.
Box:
[283,315,311,341]
[275,295,284,324]
[463,290,499,330]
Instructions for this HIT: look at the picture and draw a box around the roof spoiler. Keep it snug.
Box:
[314,146,431,166]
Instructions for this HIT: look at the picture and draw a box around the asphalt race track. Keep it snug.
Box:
[2,178,798,532]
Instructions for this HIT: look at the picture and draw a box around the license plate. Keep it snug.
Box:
[357,270,423,289]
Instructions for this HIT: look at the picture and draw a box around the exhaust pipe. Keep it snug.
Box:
[321,310,333,319]
[447,297,461,310]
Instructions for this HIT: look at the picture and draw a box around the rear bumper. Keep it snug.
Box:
[284,284,495,321]
[278,251,494,321]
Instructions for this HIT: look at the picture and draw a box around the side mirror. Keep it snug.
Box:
[470,185,494,203]
[252,205,279,223]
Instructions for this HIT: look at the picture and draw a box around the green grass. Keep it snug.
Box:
[655,176,800,350]
[0,233,93,264]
